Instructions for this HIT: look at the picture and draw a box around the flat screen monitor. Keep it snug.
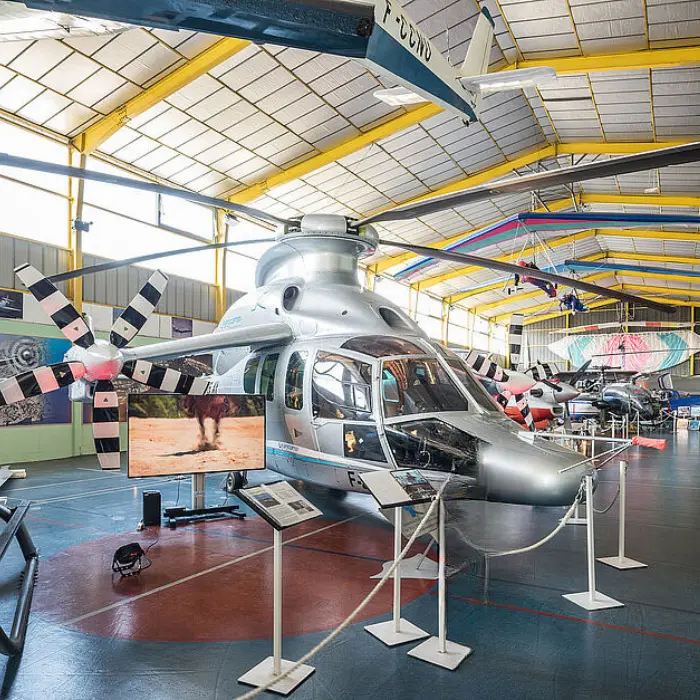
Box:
[127,393,266,478]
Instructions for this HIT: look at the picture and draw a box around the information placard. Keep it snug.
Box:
[361,469,437,509]
[237,481,322,530]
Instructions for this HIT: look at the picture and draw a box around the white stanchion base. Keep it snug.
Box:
[407,636,472,670]
[238,657,315,696]
[365,618,429,647]
[370,554,438,580]
[562,591,624,611]
[562,516,588,525]
[598,555,648,570]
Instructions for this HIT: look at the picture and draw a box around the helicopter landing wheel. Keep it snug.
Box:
[225,471,248,493]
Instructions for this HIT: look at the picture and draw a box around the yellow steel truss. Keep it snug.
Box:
[72,38,251,154]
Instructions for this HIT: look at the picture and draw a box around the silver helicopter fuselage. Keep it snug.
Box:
[208,216,587,506]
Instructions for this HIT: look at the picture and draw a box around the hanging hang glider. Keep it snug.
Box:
[3,139,700,312]
[393,211,700,282]
[4,2,551,125]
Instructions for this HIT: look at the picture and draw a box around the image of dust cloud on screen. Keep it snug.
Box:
[128,394,265,477]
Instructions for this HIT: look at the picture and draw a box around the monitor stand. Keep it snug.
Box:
[164,473,245,529]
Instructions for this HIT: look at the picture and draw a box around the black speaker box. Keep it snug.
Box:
[142,490,161,527]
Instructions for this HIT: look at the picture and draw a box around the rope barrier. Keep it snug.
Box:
[451,481,584,559]
[234,481,448,699]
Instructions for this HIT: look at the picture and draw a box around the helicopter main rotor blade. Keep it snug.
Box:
[381,240,677,314]
[360,141,700,225]
[48,238,276,282]
[0,153,290,228]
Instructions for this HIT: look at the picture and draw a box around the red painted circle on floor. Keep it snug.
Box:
[35,518,435,642]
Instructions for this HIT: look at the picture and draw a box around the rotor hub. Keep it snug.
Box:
[66,339,123,382]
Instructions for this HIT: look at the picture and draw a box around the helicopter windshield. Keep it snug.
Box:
[382,358,468,417]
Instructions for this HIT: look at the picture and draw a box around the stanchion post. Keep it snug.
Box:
[238,528,315,695]
[408,494,472,669]
[273,528,282,676]
[365,507,428,646]
[598,460,647,570]
[563,474,624,611]
[437,495,446,654]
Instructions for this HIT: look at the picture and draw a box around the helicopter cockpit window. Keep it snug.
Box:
[285,351,307,410]
[243,356,260,394]
[344,425,387,462]
[341,335,424,358]
[382,359,468,417]
[444,358,501,413]
[260,354,279,401]
[312,352,373,421]
[385,419,480,477]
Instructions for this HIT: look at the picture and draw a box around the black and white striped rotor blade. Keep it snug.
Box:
[92,380,120,470]
[122,360,217,394]
[513,393,535,432]
[0,362,86,406]
[15,263,95,349]
[463,350,508,383]
[110,271,168,349]
[508,314,524,371]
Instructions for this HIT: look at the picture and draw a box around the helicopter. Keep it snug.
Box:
[0,140,697,508]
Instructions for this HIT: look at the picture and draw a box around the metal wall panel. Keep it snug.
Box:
[0,235,70,295]
[81,253,217,321]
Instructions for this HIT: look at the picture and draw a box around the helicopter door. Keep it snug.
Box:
[283,350,314,450]
[311,351,374,485]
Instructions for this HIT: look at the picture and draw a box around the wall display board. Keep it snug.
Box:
[128,393,265,477]
[0,291,23,320]
[237,481,322,530]
[0,333,72,425]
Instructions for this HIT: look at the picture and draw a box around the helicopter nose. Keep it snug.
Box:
[554,382,580,403]
[483,437,588,506]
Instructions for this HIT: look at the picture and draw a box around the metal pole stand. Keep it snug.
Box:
[238,529,315,695]
[598,460,647,570]
[408,496,472,670]
[563,474,624,611]
[565,427,594,526]
[192,473,206,510]
[366,507,429,646]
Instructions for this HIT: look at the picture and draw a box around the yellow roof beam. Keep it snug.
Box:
[607,252,700,266]
[509,45,700,75]
[493,284,620,323]
[427,228,595,292]
[522,298,619,326]
[581,193,700,208]
[230,104,441,204]
[373,143,696,274]
[373,199,572,276]
[229,42,700,205]
[73,37,251,154]
[423,225,700,291]
[473,268,609,314]
[559,141,695,155]
[622,283,700,297]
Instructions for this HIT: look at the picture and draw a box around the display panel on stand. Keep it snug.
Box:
[127,394,265,478]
